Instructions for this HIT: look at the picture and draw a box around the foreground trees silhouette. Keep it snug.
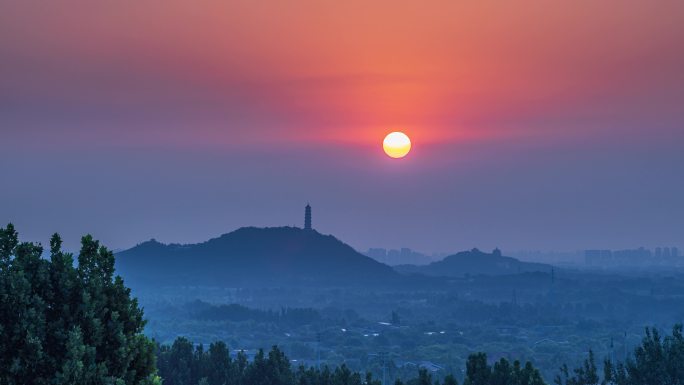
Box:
[155,321,684,385]
[555,325,684,385]
[0,224,159,385]
[156,338,545,385]
[157,339,374,385]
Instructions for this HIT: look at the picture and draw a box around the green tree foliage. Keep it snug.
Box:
[606,325,684,385]
[443,374,458,385]
[557,325,684,385]
[157,343,378,385]
[463,353,544,385]
[414,368,432,385]
[157,340,544,385]
[207,342,231,385]
[554,350,599,385]
[464,353,490,385]
[0,224,158,384]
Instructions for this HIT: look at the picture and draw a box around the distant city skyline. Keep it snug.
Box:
[365,245,684,266]
[4,199,683,257]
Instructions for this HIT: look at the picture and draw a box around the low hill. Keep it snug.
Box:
[115,227,399,287]
[394,248,552,277]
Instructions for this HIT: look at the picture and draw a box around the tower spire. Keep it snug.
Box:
[304,204,312,230]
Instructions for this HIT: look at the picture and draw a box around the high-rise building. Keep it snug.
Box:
[366,248,388,263]
[304,204,312,230]
[585,250,612,266]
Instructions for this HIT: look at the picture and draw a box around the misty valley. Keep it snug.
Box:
[3,220,684,385]
[113,226,684,383]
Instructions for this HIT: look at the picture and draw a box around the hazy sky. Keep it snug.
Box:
[2,0,683,253]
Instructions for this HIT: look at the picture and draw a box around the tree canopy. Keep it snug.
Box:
[157,339,547,385]
[0,224,159,385]
[555,325,684,385]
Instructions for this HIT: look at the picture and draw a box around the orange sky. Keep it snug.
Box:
[2,0,682,148]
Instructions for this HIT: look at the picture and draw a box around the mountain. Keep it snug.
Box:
[115,226,399,287]
[394,248,552,277]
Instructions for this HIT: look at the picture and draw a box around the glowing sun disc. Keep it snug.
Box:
[383,132,411,158]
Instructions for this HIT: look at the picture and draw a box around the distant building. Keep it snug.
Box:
[367,248,388,261]
[400,248,412,261]
[585,250,612,266]
[365,247,436,265]
[583,246,683,268]
[304,204,312,230]
[387,249,401,262]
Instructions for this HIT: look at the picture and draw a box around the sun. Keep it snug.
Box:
[383,132,411,158]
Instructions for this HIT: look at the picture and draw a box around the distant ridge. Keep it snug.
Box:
[115,226,399,287]
[394,248,552,277]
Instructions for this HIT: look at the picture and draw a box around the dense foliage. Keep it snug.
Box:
[0,224,159,385]
[156,325,684,385]
[556,325,684,385]
[135,264,684,381]
[156,338,546,385]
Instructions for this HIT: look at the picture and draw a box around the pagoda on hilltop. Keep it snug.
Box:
[304,204,312,230]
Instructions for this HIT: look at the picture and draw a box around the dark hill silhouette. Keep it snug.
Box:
[115,227,399,287]
[394,248,552,277]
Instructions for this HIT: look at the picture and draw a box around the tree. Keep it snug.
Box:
[443,374,458,385]
[602,325,684,385]
[331,364,362,385]
[518,361,545,385]
[207,341,232,385]
[490,358,511,385]
[464,353,490,385]
[55,328,89,384]
[463,354,544,385]
[163,337,195,385]
[417,368,432,385]
[554,351,599,385]
[266,346,294,385]
[558,325,684,385]
[156,338,548,385]
[0,224,158,384]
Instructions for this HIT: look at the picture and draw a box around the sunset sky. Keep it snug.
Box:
[2,0,683,253]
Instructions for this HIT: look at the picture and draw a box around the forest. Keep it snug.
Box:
[2,224,684,385]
